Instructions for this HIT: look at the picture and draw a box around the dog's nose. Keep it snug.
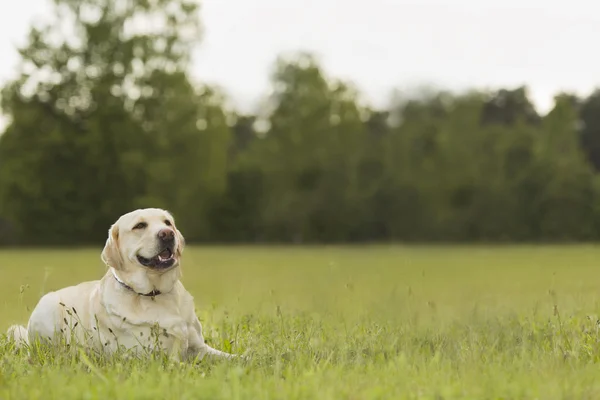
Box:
[158,228,175,242]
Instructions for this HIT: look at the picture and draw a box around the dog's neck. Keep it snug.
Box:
[109,266,181,296]
[111,269,162,297]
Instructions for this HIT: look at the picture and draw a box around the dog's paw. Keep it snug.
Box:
[238,349,253,361]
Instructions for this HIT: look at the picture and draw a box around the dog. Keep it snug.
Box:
[7,208,236,362]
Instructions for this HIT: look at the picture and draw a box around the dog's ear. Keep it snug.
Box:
[101,223,123,270]
[174,225,185,259]
[166,211,186,259]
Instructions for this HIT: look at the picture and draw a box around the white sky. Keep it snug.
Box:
[1,0,600,127]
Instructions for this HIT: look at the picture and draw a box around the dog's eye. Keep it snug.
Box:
[164,220,172,226]
[133,222,147,230]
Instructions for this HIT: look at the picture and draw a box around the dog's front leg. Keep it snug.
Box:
[186,318,237,361]
[202,344,237,359]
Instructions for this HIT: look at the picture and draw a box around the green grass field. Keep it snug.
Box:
[2,245,600,399]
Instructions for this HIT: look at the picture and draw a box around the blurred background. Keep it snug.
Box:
[1,0,600,246]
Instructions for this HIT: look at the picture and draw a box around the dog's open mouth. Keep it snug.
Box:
[137,247,175,269]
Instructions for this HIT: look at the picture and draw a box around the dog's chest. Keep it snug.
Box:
[111,318,190,355]
[99,296,194,357]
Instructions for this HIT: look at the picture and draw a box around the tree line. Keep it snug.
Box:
[2,0,600,245]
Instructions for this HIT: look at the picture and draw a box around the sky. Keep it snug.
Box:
[1,0,600,127]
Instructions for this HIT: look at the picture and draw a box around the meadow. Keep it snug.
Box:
[2,245,600,399]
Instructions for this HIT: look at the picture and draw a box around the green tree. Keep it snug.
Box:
[481,86,541,126]
[0,0,220,244]
[136,78,232,241]
[579,90,600,170]
[381,91,455,240]
[533,95,597,240]
[244,53,368,242]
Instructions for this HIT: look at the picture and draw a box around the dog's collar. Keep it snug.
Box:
[111,269,162,297]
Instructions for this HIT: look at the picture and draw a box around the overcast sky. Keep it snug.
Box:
[1,0,599,127]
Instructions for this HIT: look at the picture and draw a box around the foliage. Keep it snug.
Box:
[2,1,600,244]
[0,0,229,245]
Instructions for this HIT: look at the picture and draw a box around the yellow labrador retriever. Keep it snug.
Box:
[7,208,235,361]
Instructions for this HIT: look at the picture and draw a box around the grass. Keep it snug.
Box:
[2,245,600,399]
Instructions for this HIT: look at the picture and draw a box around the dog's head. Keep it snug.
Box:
[101,208,185,274]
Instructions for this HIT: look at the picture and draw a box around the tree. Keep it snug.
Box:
[533,95,597,240]
[243,53,368,242]
[579,89,600,170]
[481,86,540,126]
[381,90,455,240]
[0,0,208,244]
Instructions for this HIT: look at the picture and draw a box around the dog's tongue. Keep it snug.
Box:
[159,248,171,259]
